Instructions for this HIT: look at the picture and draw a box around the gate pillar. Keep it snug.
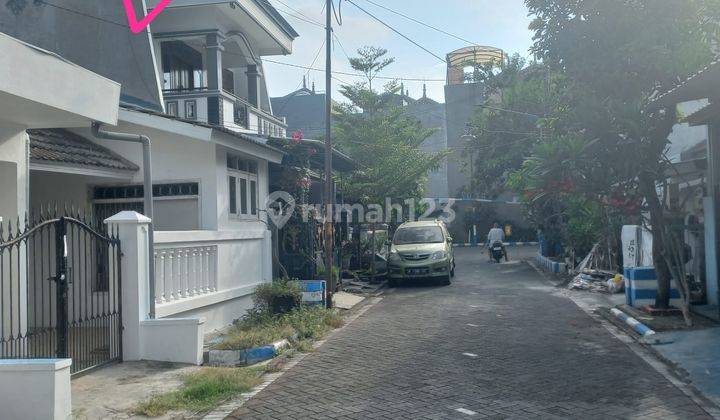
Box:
[105,211,151,361]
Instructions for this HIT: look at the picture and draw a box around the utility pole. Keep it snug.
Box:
[324,0,335,308]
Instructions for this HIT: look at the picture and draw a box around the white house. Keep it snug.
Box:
[0,31,123,420]
[25,0,298,334]
[1,0,300,380]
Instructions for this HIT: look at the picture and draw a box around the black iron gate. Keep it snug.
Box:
[0,213,122,375]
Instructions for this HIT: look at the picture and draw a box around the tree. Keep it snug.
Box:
[333,47,448,206]
[466,54,551,198]
[348,46,395,91]
[522,0,718,312]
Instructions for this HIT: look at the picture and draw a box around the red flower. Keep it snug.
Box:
[291,130,304,145]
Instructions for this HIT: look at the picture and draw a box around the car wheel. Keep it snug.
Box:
[450,262,455,277]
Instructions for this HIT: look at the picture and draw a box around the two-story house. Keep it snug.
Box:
[1,0,301,346]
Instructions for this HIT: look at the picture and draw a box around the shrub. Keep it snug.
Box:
[214,306,345,351]
[253,279,302,315]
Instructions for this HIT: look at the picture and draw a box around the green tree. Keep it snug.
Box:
[348,46,395,91]
[466,54,553,198]
[523,0,718,310]
[333,47,447,205]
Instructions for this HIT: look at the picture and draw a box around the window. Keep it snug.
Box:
[229,176,237,214]
[222,69,235,94]
[393,226,445,245]
[227,154,259,218]
[167,101,178,117]
[250,180,257,215]
[161,41,204,91]
[185,100,197,120]
[240,178,248,214]
[92,183,201,231]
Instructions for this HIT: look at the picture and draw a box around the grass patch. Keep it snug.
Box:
[214,306,345,351]
[134,367,262,417]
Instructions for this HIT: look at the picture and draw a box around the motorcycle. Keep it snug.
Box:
[490,241,505,263]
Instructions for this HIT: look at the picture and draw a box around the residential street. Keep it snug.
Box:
[230,248,712,419]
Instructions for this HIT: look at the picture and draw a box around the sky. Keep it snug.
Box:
[263,0,535,104]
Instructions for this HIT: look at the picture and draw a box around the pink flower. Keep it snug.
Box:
[292,130,304,144]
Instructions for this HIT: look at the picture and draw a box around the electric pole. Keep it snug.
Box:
[324,0,335,308]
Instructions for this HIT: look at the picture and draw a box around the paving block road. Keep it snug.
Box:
[229,248,714,419]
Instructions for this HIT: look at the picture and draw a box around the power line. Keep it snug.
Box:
[359,0,478,46]
[251,54,447,82]
[274,6,326,28]
[275,40,327,116]
[36,0,126,27]
[345,0,446,64]
[271,0,325,26]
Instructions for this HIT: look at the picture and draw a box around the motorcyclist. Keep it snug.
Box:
[486,223,509,262]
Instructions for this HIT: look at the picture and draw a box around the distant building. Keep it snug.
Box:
[404,85,449,199]
[271,78,327,139]
[444,46,504,197]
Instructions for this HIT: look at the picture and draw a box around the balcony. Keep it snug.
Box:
[163,87,287,137]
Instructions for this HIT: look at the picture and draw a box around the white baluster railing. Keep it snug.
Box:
[154,245,218,304]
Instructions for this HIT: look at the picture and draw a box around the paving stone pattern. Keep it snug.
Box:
[229,249,712,419]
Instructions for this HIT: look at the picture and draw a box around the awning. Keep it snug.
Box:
[266,136,356,173]
[0,32,120,128]
[665,158,707,184]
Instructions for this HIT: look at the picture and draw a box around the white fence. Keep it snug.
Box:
[154,245,218,303]
[152,230,272,329]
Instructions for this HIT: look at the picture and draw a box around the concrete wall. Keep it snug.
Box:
[74,124,219,231]
[406,100,449,199]
[30,172,90,211]
[153,228,273,333]
[0,125,28,222]
[444,83,488,197]
[0,359,72,420]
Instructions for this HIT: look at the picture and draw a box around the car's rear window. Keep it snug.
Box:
[393,226,444,245]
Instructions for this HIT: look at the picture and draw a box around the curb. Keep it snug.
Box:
[201,298,382,419]
[535,252,567,273]
[208,339,291,367]
[526,260,720,418]
[609,308,658,341]
[453,241,538,248]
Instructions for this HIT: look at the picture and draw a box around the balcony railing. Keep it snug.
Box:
[162,88,286,137]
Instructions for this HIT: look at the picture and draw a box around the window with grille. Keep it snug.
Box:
[227,154,259,219]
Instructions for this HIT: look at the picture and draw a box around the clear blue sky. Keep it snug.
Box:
[264,0,534,104]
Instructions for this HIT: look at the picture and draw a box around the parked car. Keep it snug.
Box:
[387,220,455,286]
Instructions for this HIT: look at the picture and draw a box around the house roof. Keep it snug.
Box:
[651,57,720,108]
[254,0,299,39]
[28,129,139,172]
[265,136,356,173]
[119,104,285,155]
[270,89,328,139]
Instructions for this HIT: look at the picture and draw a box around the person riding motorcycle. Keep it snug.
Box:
[486,223,509,262]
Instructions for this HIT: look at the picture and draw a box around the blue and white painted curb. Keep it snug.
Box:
[208,338,291,367]
[453,241,539,248]
[610,308,661,343]
[536,252,567,273]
